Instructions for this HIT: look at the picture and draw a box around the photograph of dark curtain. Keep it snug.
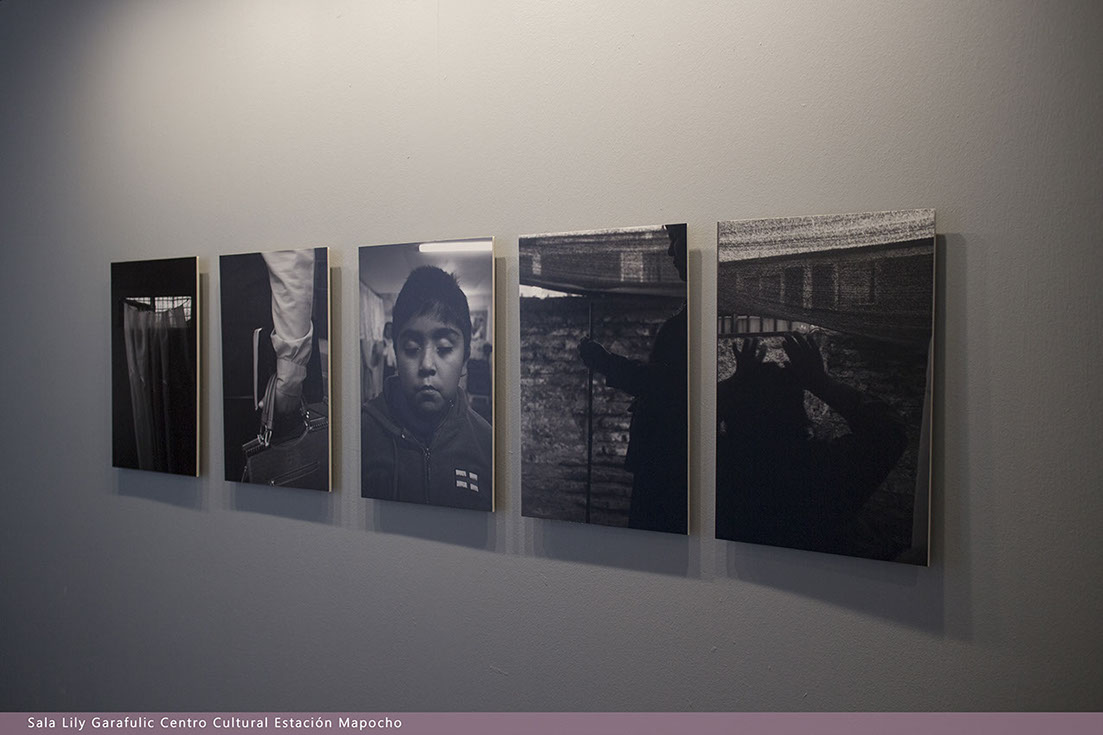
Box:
[111,256,198,476]
[122,301,196,474]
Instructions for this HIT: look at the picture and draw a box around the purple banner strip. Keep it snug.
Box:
[8,713,1103,735]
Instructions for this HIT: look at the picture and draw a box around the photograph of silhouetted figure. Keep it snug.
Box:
[359,239,494,512]
[578,224,688,533]
[715,210,934,563]
[717,333,907,555]
[520,223,689,534]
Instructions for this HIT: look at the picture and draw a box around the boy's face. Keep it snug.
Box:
[395,313,467,418]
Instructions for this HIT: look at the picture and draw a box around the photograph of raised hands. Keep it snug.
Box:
[716,210,935,563]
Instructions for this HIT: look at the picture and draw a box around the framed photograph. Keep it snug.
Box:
[519,224,689,534]
[111,257,199,476]
[359,238,495,511]
[715,209,934,564]
[219,248,331,491]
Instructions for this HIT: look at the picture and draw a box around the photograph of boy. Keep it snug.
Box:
[111,256,198,476]
[519,224,689,534]
[715,209,934,564]
[219,247,330,491]
[359,239,494,511]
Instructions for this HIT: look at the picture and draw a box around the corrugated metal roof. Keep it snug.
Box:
[718,209,935,262]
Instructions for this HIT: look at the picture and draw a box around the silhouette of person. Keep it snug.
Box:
[716,333,907,555]
[578,224,688,533]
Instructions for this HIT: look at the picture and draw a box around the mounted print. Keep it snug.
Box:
[219,248,330,491]
[519,224,689,534]
[715,209,934,564]
[359,238,495,511]
[111,257,199,475]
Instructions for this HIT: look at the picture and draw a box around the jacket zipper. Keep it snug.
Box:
[423,446,431,503]
[400,430,432,503]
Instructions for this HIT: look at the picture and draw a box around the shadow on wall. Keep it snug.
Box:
[529,516,693,577]
[329,267,343,490]
[722,539,942,632]
[361,500,696,577]
[115,467,204,511]
[231,481,338,526]
[936,231,981,644]
[368,499,496,551]
[198,272,210,478]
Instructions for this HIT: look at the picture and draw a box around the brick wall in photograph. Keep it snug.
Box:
[519,294,685,525]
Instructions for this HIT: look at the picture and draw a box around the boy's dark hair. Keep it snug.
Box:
[392,266,472,360]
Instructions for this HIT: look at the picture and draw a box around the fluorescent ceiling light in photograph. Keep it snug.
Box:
[419,240,493,253]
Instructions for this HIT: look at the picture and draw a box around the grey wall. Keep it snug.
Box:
[2,0,1101,711]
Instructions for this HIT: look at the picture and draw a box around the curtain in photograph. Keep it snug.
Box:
[359,283,387,402]
[123,302,195,473]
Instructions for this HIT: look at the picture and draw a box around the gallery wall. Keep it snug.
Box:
[2,0,1101,711]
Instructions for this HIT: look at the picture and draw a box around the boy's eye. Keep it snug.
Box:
[436,341,455,356]
[402,342,420,358]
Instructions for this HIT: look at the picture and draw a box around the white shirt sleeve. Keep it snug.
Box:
[262,249,315,402]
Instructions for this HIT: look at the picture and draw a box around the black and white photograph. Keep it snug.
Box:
[219,247,330,491]
[519,224,689,534]
[715,209,934,563]
[111,256,199,476]
[359,238,495,511]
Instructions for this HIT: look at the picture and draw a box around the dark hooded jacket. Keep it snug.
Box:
[361,376,492,511]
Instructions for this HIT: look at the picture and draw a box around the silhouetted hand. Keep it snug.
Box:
[579,338,611,373]
[783,333,828,393]
[732,337,766,380]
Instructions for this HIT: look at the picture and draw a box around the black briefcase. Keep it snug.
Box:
[241,374,329,491]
